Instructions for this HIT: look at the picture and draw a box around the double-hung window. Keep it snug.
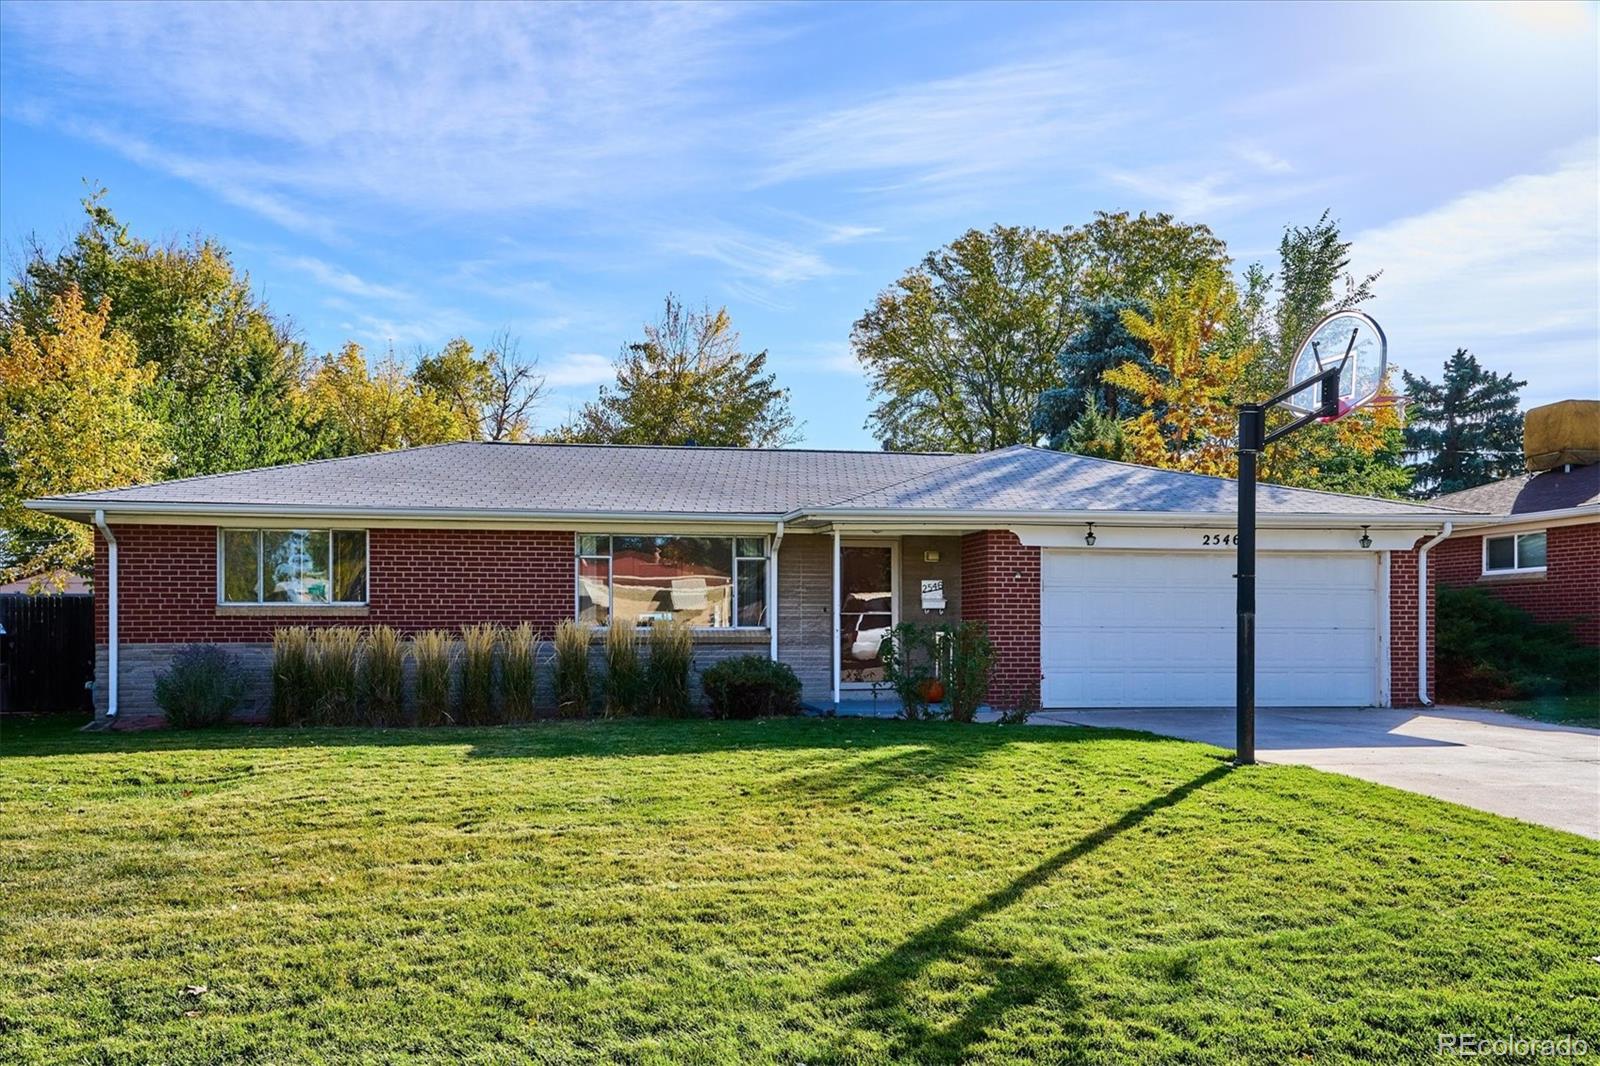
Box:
[219,529,369,605]
[1482,531,1546,575]
[577,534,767,628]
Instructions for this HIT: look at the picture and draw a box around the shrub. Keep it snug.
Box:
[701,655,802,719]
[880,623,937,720]
[271,626,314,727]
[603,617,644,718]
[501,622,539,723]
[939,621,995,723]
[1436,585,1595,700]
[311,627,363,725]
[412,629,455,726]
[363,625,406,726]
[460,623,501,725]
[552,620,593,719]
[645,619,694,717]
[154,645,248,729]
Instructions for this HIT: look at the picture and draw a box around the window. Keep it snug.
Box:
[1483,531,1547,574]
[219,529,368,604]
[577,534,767,628]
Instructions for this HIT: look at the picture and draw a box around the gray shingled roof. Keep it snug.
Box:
[32,441,1460,519]
[36,443,964,515]
[825,446,1457,516]
[1431,464,1600,515]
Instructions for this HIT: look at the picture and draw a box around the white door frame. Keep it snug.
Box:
[836,537,900,692]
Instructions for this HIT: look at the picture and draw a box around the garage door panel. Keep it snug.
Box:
[1041,549,1377,708]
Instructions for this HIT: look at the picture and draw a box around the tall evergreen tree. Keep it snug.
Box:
[1402,349,1526,496]
[1031,297,1152,450]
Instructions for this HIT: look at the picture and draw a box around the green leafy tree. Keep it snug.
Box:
[305,343,471,455]
[853,226,1085,452]
[415,332,545,442]
[553,296,796,447]
[1032,297,1152,449]
[1403,349,1526,496]
[2,189,313,477]
[0,287,165,586]
[1057,399,1134,462]
[856,215,1227,452]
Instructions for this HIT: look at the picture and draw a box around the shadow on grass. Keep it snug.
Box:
[1,714,1182,763]
[820,763,1233,1063]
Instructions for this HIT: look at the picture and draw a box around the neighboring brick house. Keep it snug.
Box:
[28,442,1463,724]
[1431,462,1600,646]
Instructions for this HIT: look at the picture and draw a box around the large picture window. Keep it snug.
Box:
[1483,531,1546,574]
[577,534,767,628]
[219,529,368,605]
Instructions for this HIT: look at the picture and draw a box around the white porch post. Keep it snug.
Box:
[768,521,784,662]
[831,528,841,709]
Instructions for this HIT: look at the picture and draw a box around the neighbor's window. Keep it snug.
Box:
[577,534,767,628]
[1483,531,1547,574]
[219,529,368,604]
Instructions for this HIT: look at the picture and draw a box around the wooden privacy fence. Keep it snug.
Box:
[0,594,94,715]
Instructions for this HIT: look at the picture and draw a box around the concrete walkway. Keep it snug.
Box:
[1036,706,1600,838]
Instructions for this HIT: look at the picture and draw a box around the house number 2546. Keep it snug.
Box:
[1201,533,1237,546]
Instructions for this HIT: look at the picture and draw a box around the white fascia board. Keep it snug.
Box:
[1013,524,1435,552]
[1440,505,1599,535]
[797,508,1454,530]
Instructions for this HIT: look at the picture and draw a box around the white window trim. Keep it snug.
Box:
[216,528,370,606]
[1481,530,1548,575]
[575,532,770,631]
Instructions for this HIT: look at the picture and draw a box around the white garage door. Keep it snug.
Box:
[1041,550,1379,708]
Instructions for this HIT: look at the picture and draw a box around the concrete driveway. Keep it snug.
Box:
[1037,706,1600,838]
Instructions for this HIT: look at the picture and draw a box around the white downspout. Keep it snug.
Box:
[831,528,841,710]
[92,509,119,721]
[768,521,784,662]
[1415,522,1453,707]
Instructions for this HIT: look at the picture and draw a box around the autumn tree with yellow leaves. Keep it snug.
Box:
[0,287,166,587]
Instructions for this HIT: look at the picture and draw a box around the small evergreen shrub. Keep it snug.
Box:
[154,645,248,729]
[603,617,644,717]
[412,629,455,726]
[645,619,694,717]
[939,621,995,723]
[552,620,593,719]
[311,627,362,725]
[460,623,501,725]
[701,655,801,719]
[501,622,539,723]
[880,623,937,720]
[363,625,406,726]
[1437,585,1596,699]
[271,626,314,727]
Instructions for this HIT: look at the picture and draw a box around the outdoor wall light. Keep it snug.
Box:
[1084,522,1097,546]
[1359,525,1372,548]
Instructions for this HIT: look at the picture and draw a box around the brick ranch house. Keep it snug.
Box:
[28,443,1476,725]
[1429,461,1599,647]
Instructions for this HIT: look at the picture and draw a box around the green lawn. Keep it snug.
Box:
[2,716,1596,1065]
[1463,692,1600,729]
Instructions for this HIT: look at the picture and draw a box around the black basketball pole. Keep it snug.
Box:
[1235,405,1264,765]
[1234,355,1348,767]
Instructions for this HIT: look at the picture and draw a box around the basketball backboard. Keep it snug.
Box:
[1283,310,1387,418]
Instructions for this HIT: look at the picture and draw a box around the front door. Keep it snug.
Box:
[840,542,896,685]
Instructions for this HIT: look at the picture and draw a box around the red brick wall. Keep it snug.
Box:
[94,525,573,644]
[1432,524,1599,646]
[1388,545,1433,707]
[960,530,1041,710]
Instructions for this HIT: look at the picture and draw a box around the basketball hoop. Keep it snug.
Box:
[1231,310,1389,766]
[1285,310,1388,418]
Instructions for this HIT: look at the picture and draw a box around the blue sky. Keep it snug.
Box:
[2,0,1596,448]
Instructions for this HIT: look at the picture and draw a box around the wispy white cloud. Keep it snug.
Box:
[282,256,411,303]
[1349,142,1599,405]
[761,55,1132,188]
[542,352,616,389]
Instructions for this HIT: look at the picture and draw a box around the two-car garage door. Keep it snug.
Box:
[1041,550,1380,708]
